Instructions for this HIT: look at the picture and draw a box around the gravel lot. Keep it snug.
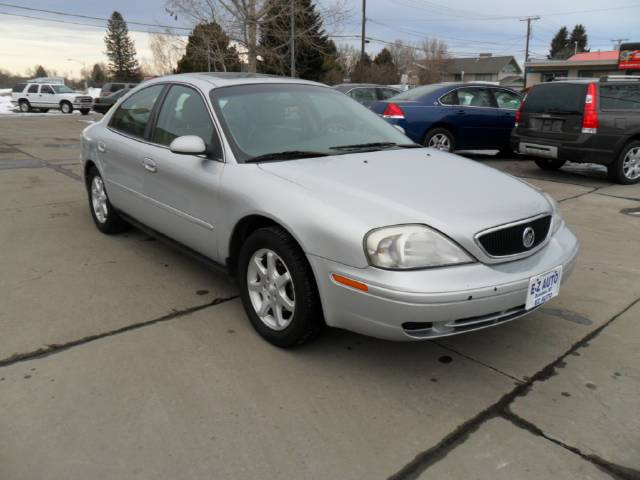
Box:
[1,113,639,480]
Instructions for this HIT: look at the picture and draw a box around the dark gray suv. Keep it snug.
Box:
[511,77,640,184]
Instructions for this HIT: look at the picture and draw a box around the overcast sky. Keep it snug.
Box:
[1,0,638,77]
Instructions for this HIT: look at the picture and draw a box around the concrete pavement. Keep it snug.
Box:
[1,114,639,479]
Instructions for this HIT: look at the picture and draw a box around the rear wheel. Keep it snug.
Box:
[86,167,129,234]
[238,226,324,347]
[60,101,73,114]
[608,141,640,185]
[424,128,455,152]
[18,100,31,113]
[534,157,567,171]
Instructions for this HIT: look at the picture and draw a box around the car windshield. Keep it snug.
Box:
[210,83,414,163]
[51,85,75,94]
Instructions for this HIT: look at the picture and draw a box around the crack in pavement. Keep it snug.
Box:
[0,295,238,369]
[388,296,640,480]
[502,409,640,480]
[0,141,81,181]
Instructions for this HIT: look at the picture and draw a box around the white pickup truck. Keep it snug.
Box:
[11,79,93,114]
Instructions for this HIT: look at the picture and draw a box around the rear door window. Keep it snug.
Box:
[439,91,457,105]
[110,85,165,139]
[41,85,55,94]
[523,84,587,114]
[28,84,39,93]
[599,84,640,110]
[456,88,494,107]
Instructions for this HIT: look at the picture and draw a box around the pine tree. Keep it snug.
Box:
[177,22,241,73]
[549,27,569,59]
[104,11,141,81]
[90,64,106,87]
[259,0,336,81]
[569,24,589,54]
[34,65,48,78]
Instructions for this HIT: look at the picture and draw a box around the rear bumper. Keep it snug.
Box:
[511,131,613,165]
[308,224,579,341]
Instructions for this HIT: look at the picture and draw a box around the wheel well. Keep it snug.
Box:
[18,98,29,103]
[84,160,96,188]
[60,100,71,106]
[227,215,288,276]
[422,123,456,143]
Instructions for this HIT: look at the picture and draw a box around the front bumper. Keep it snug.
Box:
[308,224,579,341]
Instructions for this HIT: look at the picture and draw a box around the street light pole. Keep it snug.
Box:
[360,0,366,79]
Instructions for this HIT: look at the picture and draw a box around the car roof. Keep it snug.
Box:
[142,72,326,90]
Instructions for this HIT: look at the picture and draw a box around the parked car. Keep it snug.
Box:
[10,81,92,114]
[81,73,578,347]
[512,77,640,184]
[370,82,523,154]
[333,83,400,107]
[92,88,130,114]
[101,82,139,97]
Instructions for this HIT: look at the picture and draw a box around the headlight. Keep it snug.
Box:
[544,193,564,235]
[365,224,474,269]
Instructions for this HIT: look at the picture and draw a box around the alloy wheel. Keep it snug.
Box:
[246,248,295,331]
[91,176,108,223]
[427,133,451,152]
[623,147,640,181]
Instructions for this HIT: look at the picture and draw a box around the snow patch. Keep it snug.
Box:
[0,95,16,114]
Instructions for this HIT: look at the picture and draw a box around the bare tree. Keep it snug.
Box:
[165,0,350,72]
[417,38,449,84]
[150,32,186,74]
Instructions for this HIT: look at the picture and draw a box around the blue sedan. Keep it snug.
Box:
[370,83,522,154]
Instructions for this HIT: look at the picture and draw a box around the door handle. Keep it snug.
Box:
[142,158,157,173]
[97,141,106,153]
[455,109,465,115]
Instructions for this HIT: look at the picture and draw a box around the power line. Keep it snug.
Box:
[0,2,192,31]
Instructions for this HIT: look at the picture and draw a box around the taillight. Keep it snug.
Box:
[582,82,598,134]
[515,93,527,128]
[382,102,404,119]
[94,98,100,104]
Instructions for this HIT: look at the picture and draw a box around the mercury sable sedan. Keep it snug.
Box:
[81,73,579,347]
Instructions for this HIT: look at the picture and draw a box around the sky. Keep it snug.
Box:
[1,0,639,78]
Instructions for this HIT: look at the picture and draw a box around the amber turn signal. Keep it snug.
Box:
[331,274,369,292]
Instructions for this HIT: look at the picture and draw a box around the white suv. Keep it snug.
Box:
[11,81,93,114]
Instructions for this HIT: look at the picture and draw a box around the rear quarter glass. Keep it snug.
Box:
[524,84,587,114]
[599,84,640,110]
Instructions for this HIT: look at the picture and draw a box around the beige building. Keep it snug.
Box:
[524,51,637,88]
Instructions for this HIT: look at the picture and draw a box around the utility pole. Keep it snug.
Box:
[612,38,629,50]
[290,0,296,77]
[520,16,540,89]
[360,0,366,78]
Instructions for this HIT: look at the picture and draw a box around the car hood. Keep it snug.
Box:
[258,148,551,261]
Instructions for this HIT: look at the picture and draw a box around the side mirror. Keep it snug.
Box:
[169,135,207,155]
[393,125,406,135]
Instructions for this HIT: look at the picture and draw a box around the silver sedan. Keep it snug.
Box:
[81,73,579,347]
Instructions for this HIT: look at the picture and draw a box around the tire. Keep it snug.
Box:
[497,148,514,158]
[39,108,50,113]
[424,128,455,152]
[18,100,31,113]
[534,157,567,171]
[608,141,640,185]
[60,101,73,114]
[80,109,90,116]
[238,226,324,347]
[86,167,129,234]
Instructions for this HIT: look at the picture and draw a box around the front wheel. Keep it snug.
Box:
[238,226,324,347]
[534,157,567,171]
[60,101,73,114]
[424,128,455,152]
[86,167,129,234]
[608,141,640,185]
[19,100,31,113]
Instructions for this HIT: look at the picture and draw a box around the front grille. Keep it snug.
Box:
[477,215,551,257]
[77,97,92,103]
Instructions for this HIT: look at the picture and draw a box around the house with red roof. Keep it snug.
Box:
[524,50,639,87]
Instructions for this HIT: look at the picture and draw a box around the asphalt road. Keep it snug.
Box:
[1,113,639,480]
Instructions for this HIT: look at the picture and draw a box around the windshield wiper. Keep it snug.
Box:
[330,142,421,151]
[245,151,329,163]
